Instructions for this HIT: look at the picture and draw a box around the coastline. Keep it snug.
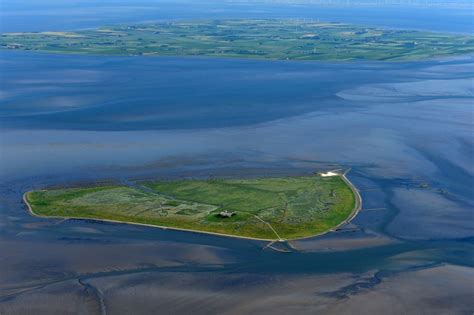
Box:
[22,172,362,242]
[286,170,362,241]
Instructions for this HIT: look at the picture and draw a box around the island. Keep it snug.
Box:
[2,19,473,61]
[24,172,361,240]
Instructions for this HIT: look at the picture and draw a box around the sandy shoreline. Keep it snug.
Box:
[22,172,362,242]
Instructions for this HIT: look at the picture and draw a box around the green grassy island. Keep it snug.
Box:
[2,19,473,61]
[25,174,359,240]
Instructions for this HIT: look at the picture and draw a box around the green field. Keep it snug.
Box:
[2,19,473,61]
[26,175,356,240]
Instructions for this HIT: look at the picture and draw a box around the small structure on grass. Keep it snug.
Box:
[218,210,236,218]
[319,171,339,177]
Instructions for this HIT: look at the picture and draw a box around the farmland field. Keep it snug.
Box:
[2,19,473,61]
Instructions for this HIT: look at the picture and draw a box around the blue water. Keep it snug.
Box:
[0,1,473,312]
[1,0,473,34]
[0,52,417,131]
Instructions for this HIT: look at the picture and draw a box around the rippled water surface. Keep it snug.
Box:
[1,51,473,313]
[0,2,473,313]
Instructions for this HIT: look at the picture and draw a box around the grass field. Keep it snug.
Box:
[26,175,356,240]
[2,19,472,61]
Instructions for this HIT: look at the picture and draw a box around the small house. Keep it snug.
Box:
[218,210,236,218]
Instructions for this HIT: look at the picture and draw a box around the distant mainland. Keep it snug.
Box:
[2,19,473,61]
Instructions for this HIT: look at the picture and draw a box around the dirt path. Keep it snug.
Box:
[254,215,283,241]
[22,170,362,243]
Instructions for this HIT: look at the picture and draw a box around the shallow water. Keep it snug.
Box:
[0,50,473,313]
[1,0,474,309]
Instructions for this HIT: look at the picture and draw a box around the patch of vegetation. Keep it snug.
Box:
[2,19,472,61]
[27,175,356,240]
